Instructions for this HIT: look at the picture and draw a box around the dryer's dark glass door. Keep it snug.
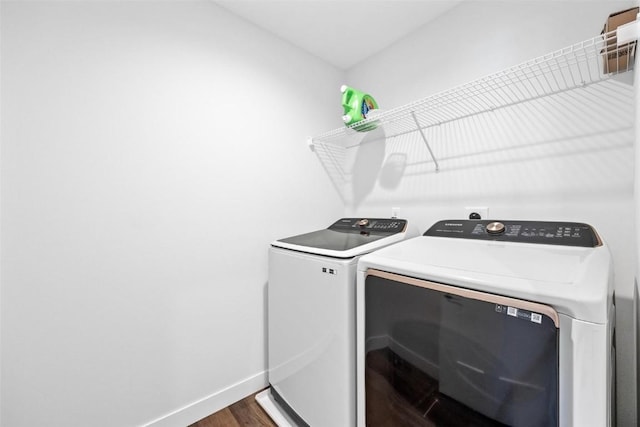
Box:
[364,273,559,427]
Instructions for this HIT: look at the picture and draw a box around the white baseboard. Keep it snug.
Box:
[255,389,296,427]
[142,370,268,427]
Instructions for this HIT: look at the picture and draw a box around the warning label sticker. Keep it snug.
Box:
[496,304,543,325]
[531,313,543,324]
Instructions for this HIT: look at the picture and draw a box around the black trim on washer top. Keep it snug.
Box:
[276,218,407,252]
[327,218,407,234]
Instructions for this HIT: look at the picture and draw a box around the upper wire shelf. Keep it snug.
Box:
[310,25,638,155]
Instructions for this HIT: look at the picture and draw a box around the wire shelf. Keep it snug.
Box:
[310,27,637,155]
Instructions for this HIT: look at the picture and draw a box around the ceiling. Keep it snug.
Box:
[214,1,462,69]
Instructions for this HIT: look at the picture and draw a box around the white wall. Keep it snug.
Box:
[636,9,640,418]
[0,1,343,426]
[344,1,638,425]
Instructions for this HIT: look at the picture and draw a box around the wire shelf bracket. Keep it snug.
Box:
[410,111,439,172]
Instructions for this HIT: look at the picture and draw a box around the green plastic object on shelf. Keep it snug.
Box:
[341,85,379,131]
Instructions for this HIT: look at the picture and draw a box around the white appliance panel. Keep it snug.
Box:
[262,217,409,427]
[359,236,612,323]
[269,247,357,426]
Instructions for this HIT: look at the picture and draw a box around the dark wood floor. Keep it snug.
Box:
[188,390,277,427]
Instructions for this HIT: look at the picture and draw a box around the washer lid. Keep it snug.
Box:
[273,218,408,258]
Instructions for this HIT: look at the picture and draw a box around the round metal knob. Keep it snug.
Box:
[486,222,505,234]
[358,219,369,227]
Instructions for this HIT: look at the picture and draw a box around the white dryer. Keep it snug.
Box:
[356,219,614,427]
[257,218,409,427]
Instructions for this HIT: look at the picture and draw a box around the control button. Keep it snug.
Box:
[357,219,369,227]
[486,222,506,234]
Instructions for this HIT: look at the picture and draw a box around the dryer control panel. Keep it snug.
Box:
[424,220,600,247]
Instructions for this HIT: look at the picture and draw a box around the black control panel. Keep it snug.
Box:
[424,220,600,247]
[329,218,407,235]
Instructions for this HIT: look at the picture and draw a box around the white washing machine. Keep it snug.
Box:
[257,218,409,427]
[356,219,615,427]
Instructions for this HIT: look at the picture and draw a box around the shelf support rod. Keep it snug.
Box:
[411,111,439,172]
